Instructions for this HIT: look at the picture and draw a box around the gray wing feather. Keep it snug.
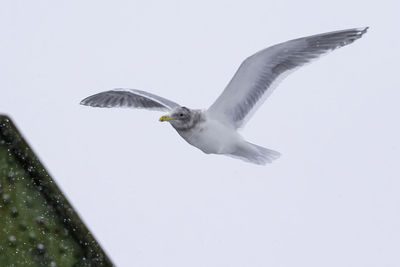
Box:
[80,88,180,111]
[207,27,368,128]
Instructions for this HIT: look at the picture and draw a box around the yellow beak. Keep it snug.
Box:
[159,115,174,122]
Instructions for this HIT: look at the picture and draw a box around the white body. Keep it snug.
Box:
[175,112,280,164]
[177,114,242,155]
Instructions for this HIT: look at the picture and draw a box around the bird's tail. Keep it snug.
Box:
[228,141,281,165]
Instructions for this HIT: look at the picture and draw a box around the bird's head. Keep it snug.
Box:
[159,107,197,130]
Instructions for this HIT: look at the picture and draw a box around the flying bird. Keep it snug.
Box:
[80,27,368,165]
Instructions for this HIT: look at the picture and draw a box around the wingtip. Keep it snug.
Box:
[79,99,87,106]
[80,97,93,106]
[357,26,369,35]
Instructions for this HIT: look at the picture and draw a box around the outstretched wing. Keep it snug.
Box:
[207,27,368,129]
[80,88,180,111]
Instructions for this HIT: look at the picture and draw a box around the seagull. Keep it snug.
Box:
[80,27,368,165]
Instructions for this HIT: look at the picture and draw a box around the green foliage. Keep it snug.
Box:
[0,116,113,266]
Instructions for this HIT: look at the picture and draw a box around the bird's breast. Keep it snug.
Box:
[176,119,241,154]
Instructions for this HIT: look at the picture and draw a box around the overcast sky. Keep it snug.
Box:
[1,0,400,266]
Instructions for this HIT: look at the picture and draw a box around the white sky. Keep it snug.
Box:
[1,0,399,266]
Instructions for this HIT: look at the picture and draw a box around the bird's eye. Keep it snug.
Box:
[179,113,184,117]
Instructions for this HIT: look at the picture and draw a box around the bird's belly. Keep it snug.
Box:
[177,121,240,154]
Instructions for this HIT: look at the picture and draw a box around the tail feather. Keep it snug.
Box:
[228,142,281,165]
